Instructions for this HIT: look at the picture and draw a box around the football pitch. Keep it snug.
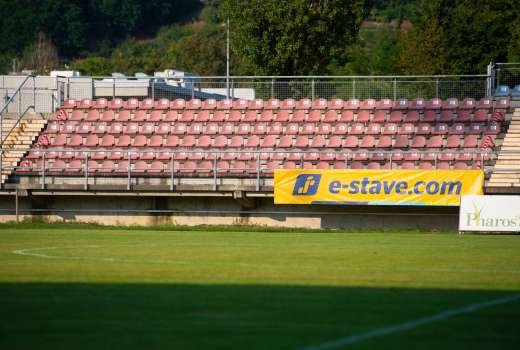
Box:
[0,224,519,349]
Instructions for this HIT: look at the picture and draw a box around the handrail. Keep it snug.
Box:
[0,105,33,146]
[0,74,34,116]
[1,75,35,146]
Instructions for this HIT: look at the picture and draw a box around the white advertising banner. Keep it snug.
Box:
[459,195,520,232]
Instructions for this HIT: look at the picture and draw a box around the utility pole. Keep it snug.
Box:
[226,18,230,99]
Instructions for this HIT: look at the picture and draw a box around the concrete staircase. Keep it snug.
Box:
[487,107,520,191]
[1,113,47,183]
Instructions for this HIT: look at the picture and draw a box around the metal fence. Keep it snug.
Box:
[493,63,520,92]
[1,148,498,191]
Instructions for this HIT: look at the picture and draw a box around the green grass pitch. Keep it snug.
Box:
[1,224,519,349]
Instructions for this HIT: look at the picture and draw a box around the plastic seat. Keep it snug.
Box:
[156,151,173,161]
[227,110,242,122]
[117,110,131,122]
[266,98,280,110]
[311,136,327,148]
[268,122,283,135]
[381,123,398,135]
[307,110,322,122]
[86,110,101,121]
[179,111,195,122]
[426,136,443,148]
[217,98,232,110]
[240,111,256,122]
[477,97,492,109]
[377,136,392,148]
[172,123,187,135]
[495,85,510,97]
[285,123,299,135]
[343,136,359,148]
[92,151,108,160]
[316,124,332,135]
[163,111,178,122]
[410,98,425,110]
[404,149,421,161]
[439,110,454,122]
[349,123,365,135]
[404,111,420,123]
[393,98,409,110]
[445,135,461,148]
[484,123,500,135]
[360,135,376,148]
[197,136,211,148]
[320,151,336,161]
[77,122,91,134]
[70,110,85,121]
[419,162,433,170]
[467,124,484,134]
[326,136,342,148]
[116,135,131,147]
[180,135,196,147]
[107,150,125,160]
[328,99,344,110]
[100,134,115,147]
[278,136,293,148]
[322,110,338,123]
[123,123,138,135]
[296,98,312,109]
[512,85,520,97]
[391,150,404,161]
[290,110,306,122]
[232,99,248,110]
[427,98,442,110]
[98,110,114,122]
[171,99,186,110]
[252,123,268,135]
[230,161,246,174]
[432,123,448,135]
[62,98,77,109]
[461,98,476,109]
[213,135,228,148]
[439,150,455,161]
[411,136,426,148]
[139,98,155,110]
[79,98,93,109]
[132,110,147,122]
[366,123,381,135]
[453,162,468,170]
[340,110,354,122]
[422,110,436,122]
[443,98,459,110]
[455,110,471,123]
[356,110,371,123]
[249,99,264,110]
[399,123,415,135]
[294,136,309,148]
[373,111,387,123]
[67,160,84,173]
[333,123,349,135]
[187,123,203,135]
[449,123,465,135]
[274,110,290,122]
[361,98,376,110]
[474,110,488,122]
[260,136,277,148]
[148,135,163,147]
[140,123,156,135]
[68,134,83,147]
[350,162,364,169]
[185,99,201,110]
[278,99,294,110]
[229,136,244,148]
[155,98,171,110]
[124,98,139,110]
[235,123,249,135]
[304,150,319,161]
[416,123,432,135]
[344,99,360,110]
[462,135,478,148]
[300,123,315,135]
[377,98,392,110]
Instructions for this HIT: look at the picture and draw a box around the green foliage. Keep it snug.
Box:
[400,0,520,75]
[222,0,368,75]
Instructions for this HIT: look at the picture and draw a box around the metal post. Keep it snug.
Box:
[66,77,70,99]
[255,152,260,192]
[15,189,19,224]
[151,79,155,100]
[112,78,116,99]
[393,79,397,101]
[311,79,315,100]
[271,79,275,99]
[389,151,393,169]
[84,153,89,190]
[0,148,3,190]
[32,76,36,112]
[127,151,131,190]
[41,151,46,189]
[213,155,217,191]
[170,154,175,191]
[226,18,230,99]
[352,79,356,99]
[434,152,438,169]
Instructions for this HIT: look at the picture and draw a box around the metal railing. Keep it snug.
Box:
[493,62,520,93]
[2,148,499,192]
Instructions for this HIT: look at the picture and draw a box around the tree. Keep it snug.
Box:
[22,32,59,74]
[222,0,368,75]
[399,0,520,75]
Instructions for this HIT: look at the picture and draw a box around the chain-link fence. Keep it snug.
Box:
[494,63,520,93]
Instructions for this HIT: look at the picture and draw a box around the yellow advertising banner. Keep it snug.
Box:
[274,169,484,206]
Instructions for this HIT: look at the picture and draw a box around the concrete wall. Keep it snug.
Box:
[0,194,459,230]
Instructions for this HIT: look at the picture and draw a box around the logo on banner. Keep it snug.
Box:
[292,174,321,195]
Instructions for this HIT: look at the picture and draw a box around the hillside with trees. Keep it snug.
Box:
[1,0,518,77]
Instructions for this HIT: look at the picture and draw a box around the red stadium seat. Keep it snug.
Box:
[233,99,248,110]
[307,110,322,122]
[345,99,360,110]
[155,98,171,110]
[108,98,124,109]
[410,98,425,110]
[389,111,403,123]
[101,110,115,122]
[328,99,344,110]
[443,98,458,110]
[274,110,290,122]
[405,111,420,123]
[411,136,426,148]
[218,99,233,110]
[266,98,280,110]
[382,123,398,135]
[426,136,443,148]
[340,111,354,122]
[343,136,359,148]
[281,98,296,109]
[164,111,178,122]
[249,99,264,110]
[323,110,338,122]
[117,110,131,122]
[393,98,409,110]
[186,99,202,109]
[461,98,476,109]
[326,136,342,148]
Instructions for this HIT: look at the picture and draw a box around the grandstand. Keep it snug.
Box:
[0,68,519,229]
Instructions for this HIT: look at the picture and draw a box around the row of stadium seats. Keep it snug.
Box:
[495,85,520,97]
[42,121,501,136]
[56,108,506,123]
[35,134,494,149]
[61,97,511,111]
[17,159,485,175]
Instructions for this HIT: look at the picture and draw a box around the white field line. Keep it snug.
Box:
[11,245,520,274]
[300,294,520,350]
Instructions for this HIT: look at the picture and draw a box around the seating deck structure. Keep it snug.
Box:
[1,96,510,192]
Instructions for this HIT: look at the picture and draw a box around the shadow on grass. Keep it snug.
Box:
[0,283,519,350]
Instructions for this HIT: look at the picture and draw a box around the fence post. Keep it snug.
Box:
[151,79,155,100]
[256,152,260,192]
[170,153,175,191]
[127,151,131,190]
[393,79,397,101]
[84,153,89,190]
[435,79,439,99]
[352,79,356,99]
[41,151,46,190]
[311,79,315,100]
[213,155,217,191]
[271,79,275,99]
[32,76,36,112]
[112,78,116,99]
[0,148,3,190]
